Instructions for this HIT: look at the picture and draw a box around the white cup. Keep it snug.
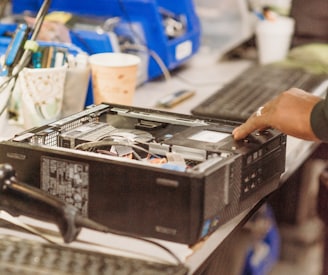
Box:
[89,52,141,105]
[256,16,295,65]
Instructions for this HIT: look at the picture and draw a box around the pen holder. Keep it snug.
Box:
[17,65,67,129]
[8,62,90,128]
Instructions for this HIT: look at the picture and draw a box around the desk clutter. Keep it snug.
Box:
[10,0,201,82]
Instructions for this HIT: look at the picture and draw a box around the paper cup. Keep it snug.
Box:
[89,52,140,105]
[256,17,295,65]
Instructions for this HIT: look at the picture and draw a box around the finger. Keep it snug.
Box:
[232,113,268,140]
[232,122,256,140]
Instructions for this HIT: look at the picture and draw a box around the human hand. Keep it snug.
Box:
[232,88,322,141]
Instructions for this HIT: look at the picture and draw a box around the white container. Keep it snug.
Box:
[256,16,295,65]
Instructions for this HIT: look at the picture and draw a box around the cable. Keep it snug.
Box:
[117,0,171,81]
[68,30,97,54]
[117,0,145,45]
[0,210,61,245]
[121,43,171,81]
[0,209,183,265]
[0,209,183,266]
[74,215,184,265]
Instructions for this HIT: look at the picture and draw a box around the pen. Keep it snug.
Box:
[2,23,30,75]
[156,89,195,108]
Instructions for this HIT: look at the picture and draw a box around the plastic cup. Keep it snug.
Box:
[89,52,141,105]
[256,17,295,65]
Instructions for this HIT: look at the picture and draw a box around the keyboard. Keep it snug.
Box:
[191,65,328,122]
[0,234,188,275]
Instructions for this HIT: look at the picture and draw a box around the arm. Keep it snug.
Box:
[310,93,328,141]
[232,87,327,142]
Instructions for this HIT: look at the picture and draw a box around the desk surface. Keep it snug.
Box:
[0,52,324,274]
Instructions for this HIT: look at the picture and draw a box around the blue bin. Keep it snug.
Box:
[242,204,281,275]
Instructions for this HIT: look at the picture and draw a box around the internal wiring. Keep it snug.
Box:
[74,140,162,160]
